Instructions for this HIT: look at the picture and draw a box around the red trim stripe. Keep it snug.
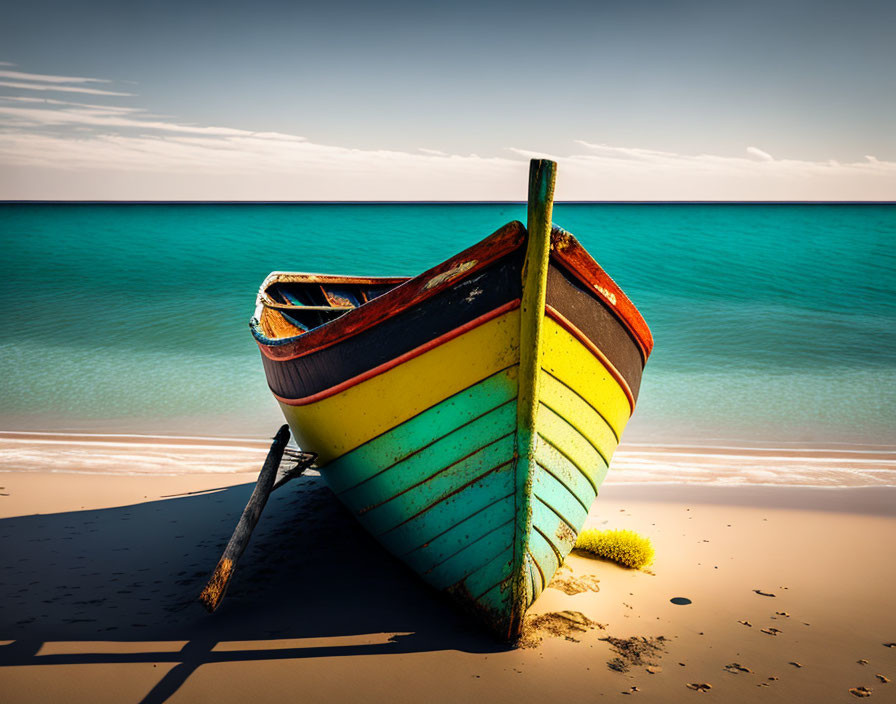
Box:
[550,231,653,359]
[273,299,522,407]
[257,222,525,362]
[544,305,636,413]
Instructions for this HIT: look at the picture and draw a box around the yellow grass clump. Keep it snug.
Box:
[575,528,655,569]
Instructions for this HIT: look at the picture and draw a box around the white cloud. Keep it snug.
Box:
[0,70,111,84]
[746,146,774,161]
[0,95,144,114]
[0,81,132,96]
[0,70,893,200]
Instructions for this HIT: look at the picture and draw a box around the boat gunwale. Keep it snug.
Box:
[549,225,654,359]
[251,220,526,359]
[257,272,411,312]
[272,300,522,406]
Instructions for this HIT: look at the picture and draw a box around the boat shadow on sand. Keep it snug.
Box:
[0,473,509,703]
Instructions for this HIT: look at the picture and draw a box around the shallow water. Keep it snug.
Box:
[2,203,894,450]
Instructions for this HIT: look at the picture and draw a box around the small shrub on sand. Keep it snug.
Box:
[575,529,655,569]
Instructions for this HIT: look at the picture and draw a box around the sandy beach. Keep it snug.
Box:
[1,440,895,703]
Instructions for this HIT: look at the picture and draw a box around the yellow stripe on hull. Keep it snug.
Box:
[279,309,521,464]
[540,316,631,438]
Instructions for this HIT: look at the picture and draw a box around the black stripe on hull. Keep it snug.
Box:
[263,250,523,400]
[545,262,645,401]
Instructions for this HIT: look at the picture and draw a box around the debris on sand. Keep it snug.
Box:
[723,663,753,674]
[686,683,712,692]
[753,589,776,597]
[849,686,872,697]
[549,573,601,596]
[519,610,604,648]
[602,635,668,673]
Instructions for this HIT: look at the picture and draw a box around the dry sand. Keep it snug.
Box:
[1,468,895,703]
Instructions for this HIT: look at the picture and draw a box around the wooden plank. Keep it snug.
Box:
[255,220,525,362]
[260,253,521,400]
[546,263,646,400]
[323,365,519,491]
[541,316,631,436]
[549,224,654,359]
[356,435,516,534]
[198,425,291,613]
[401,494,515,569]
[338,404,515,512]
[541,370,619,456]
[280,312,520,465]
[376,462,515,554]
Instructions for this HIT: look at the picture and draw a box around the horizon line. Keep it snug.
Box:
[2,200,894,205]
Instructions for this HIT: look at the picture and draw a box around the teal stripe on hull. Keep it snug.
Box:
[317,363,620,638]
[323,365,519,493]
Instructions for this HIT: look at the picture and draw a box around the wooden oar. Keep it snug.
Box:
[199,425,315,612]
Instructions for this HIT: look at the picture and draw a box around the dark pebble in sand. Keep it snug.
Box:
[670,597,692,605]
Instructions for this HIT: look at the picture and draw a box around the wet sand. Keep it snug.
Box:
[1,469,895,703]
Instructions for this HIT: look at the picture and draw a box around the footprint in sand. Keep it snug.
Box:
[549,574,601,596]
[849,686,872,697]
[686,683,712,692]
[875,674,889,684]
[753,589,776,597]
[858,659,869,665]
[723,663,753,674]
[738,620,753,627]
[760,627,782,636]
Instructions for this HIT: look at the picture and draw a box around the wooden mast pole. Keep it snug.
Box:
[508,158,557,638]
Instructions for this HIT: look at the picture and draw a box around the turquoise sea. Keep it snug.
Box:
[1,203,894,449]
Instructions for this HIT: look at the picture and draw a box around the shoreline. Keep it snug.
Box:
[1,472,894,702]
[2,431,894,487]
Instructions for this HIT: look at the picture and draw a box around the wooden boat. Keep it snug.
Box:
[250,160,652,640]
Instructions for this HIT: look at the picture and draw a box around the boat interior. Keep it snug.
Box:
[257,274,409,340]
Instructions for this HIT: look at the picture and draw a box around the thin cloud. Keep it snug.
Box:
[0,70,111,84]
[747,146,774,161]
[0,81,133,96]
[0,77,893,200]
[0,95,144,114]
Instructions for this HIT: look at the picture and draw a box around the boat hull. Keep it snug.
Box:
[253,163,651,639]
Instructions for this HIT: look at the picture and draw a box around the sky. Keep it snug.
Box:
[0,0,894,200]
